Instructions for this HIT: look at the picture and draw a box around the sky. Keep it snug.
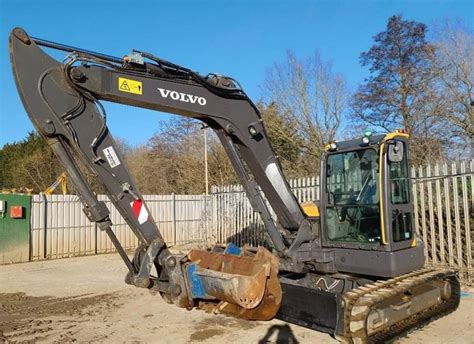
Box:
[1,0,472,147]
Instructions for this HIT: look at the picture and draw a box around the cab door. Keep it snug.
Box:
[383,139,416,250]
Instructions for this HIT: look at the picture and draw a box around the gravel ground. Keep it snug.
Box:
[0,253,473,343]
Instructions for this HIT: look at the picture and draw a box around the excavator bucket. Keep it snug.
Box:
[184,244,282,320]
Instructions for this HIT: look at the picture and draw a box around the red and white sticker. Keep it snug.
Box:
[131,199,149,224]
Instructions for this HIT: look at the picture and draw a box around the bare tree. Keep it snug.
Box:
[207,134,238,186]
[264,50,348,169]
[431,22,474,158]
[124,117,237,194]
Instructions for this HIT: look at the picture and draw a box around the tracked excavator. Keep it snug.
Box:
[9,28,460,343]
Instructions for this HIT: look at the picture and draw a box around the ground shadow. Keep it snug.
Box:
[225,223,269,248]
[258,324,300,344]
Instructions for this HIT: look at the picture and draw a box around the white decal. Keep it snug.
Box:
[157,87,207,106]
[103,146,121,168]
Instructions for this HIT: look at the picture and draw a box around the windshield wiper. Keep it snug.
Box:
[356,174,373,203]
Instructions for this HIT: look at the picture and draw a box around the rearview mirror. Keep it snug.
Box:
[388,141,404,162]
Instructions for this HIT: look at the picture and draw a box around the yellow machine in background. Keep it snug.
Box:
[43,173,67,195]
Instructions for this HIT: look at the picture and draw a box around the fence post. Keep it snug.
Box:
[434,163,445,264]
[172,192,177,245]
[94,222,98,255]
[452,162,463,273]
[470,160,474,214]
[443,163,454,266]
[426,164,437,264]
[211,186,217,245]
[419,166,429,262]
[460,161,472,282]
[41,193,48,259]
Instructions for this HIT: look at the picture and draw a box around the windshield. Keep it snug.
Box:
[325,149,381,244]
[327,149,379,205]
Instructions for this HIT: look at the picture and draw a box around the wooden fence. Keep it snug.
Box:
[212,160,474,283]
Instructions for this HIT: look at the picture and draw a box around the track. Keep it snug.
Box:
[342,268,461,344]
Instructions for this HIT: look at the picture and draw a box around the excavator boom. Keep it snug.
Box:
[10,27,284,320]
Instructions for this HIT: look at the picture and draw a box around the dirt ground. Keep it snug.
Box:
[0,254,473,343]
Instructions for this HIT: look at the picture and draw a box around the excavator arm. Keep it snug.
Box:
[43,172,67,195]
[9,27,314,319]
[10,28,310,248]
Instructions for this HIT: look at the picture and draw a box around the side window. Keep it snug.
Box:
[392,211,413,242]
[389,142,409,204]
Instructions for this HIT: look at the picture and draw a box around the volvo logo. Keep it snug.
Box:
[157,88,207,106]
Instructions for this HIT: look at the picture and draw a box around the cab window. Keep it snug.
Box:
[388,141,412,242]
[325,149,381,244]
[389,142,410,204]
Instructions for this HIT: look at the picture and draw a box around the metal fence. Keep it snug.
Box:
[212,160,474,283]
[30,194,210,260]
[411,160,473,283]
[210,177,321,247]
[28,160,473,283]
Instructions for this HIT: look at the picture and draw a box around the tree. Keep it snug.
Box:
[263,50,348,173]
[207,137,239,187]
[145,117,204,194]
[0,132,62,193]
[0,131,113,194]
[351,15,445,164]
[431,22,474,158]
[259,102,307,177]
[124,117,237,194]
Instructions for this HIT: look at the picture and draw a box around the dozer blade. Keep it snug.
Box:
[185,244,282,320]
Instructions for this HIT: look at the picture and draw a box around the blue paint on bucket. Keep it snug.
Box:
[224,242,241,256]
[187,263,206,299]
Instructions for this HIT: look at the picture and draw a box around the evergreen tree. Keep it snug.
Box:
[352,15,445,163]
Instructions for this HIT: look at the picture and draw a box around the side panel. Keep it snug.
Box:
[333,246,425,277]
[0,194,31,264]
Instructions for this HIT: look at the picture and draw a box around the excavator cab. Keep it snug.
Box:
[316,132,425,277]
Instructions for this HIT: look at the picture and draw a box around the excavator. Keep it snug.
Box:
[43,172,68,195]
[9,28,460,343]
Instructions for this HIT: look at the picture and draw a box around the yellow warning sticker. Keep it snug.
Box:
[118,77,142,95]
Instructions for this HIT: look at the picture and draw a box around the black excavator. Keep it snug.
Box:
[9,28,460,343]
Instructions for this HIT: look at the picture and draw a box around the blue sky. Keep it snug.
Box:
[1,0,472,147]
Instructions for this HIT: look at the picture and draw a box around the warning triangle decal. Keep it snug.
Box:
[120,80,130,91]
